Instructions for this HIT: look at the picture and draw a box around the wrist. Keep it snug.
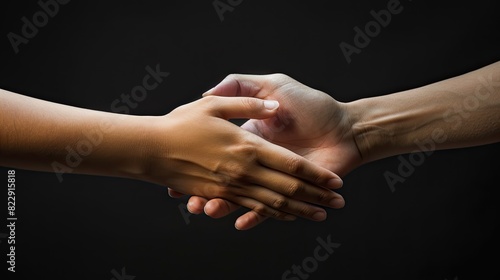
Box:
[95,114,165,183]
[346,86,446,163]
[346,94,407,163]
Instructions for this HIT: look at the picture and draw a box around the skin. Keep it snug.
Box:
[0,90,346,222]
[177,60,500,230]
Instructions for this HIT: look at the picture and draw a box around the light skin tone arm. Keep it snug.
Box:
[0,89,346,223]
[179,60,500,230]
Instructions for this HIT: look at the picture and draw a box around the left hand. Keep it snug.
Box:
[152,95,344,222]
[169,74,361,229]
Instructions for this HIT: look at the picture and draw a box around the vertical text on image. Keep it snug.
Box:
[7,169,17,272]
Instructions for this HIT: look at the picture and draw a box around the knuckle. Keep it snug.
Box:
[200,95,218,106]
[297,206,314,218]
[317,189,332,203]
[240,96,257,111]
[211,171,232,187]
[272,197,287,210]
[215,141,259,183]
[225,73,240,81]
[202,94,217,102]
[285,181,303,197]
[285,156,303,174]
[231,139,259,162]
[225,74,243,96]
[251,204,284,220]
[269,73,289,81]
[314,174,327,187]
[304,169,326,187]
[226,162,248,181]
[239,143,258,161]
[252,204,267,216]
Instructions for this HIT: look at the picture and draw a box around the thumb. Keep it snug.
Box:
[203,74,265,98]
[205,96,279,120]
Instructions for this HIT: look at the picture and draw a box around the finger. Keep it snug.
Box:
[239,184,330,221]
[189,182,311,221]
[167,188,185,198]
[228,195,297,222]
[255,138,343,189]
[235,211,270,231]
[205,180,327,222]
[187,196,208,214]
[203,74,266,98]
[203,198,241,219]
[250,167,346,209]
[203,95,279,120]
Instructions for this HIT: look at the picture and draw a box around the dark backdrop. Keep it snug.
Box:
[1,0,499,279]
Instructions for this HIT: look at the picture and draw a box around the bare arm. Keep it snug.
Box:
[348,61,500,163]
[0,89,150,179]
[0,89,345,223]
[186,61,500,229]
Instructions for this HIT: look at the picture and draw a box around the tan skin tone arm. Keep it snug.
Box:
[349,61,500,162]
[181,60,500,230]
[0,89,153,178]
[0,89,346,224]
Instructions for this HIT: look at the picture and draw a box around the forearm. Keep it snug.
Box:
[347,61,500,163]
[0,89,155,181]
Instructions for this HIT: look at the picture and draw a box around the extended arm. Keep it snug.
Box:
[0,88,151,178]
[0,89,345,223]
[349,60,500,163]
[184,60,499,229]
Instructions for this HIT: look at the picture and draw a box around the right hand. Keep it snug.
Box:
[146,95,344,222]
[171,74,362,229]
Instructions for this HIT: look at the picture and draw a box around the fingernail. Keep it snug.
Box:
[327,178,343,189]
[235,220,243,230]
[264,100,279,110]
[187,201,196,213]
[312,211,326,221]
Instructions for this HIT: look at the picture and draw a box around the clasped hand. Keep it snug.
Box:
[166,74,360,230]
[148,91,345,226]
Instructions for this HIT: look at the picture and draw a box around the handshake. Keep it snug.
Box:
[163,74,358,230]
[1,61,498,230]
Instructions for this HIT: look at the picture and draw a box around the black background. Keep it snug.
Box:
[1,0,499,279]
